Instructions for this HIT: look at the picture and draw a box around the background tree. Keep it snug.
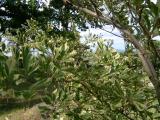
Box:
[0,0,88,35]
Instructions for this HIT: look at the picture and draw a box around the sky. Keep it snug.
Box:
[36,0,160,50]
[80,25,160,51]
[80,25,125,51]
[79,0,159,51]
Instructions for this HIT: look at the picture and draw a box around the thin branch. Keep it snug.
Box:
[100,28,123,38]
[71,1,160,104]
[72,4,113,25]
[89,0,102,16]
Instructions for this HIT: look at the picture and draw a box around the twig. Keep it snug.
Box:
[100,28,123,38]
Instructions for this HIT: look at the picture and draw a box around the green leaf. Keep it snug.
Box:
[16,79,25,85]
[133,101,145,111]
[2,43,6,51]
[153,113,160,118]
[133,0,143,5]
[149,2,159,16]
[13,74,20,80]
[144,15,151,30]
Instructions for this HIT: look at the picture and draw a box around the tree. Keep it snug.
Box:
[0,0,87,35]
[62,0,160,104]
[1,19,160,119]
[1,0,160,119]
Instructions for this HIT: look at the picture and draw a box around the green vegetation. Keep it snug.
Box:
[0,0,160,119]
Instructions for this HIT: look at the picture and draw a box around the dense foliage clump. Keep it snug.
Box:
[0,0,160,119]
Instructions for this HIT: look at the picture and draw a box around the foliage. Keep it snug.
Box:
[63,0,160,105]
[0,0,87,34]
[1,20,160,119]
[1,0,160,119]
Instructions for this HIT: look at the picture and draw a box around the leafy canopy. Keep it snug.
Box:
[1,19,160,119]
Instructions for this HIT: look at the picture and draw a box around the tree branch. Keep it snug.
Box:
[71,3,160,104]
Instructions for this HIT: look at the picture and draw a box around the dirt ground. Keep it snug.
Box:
[0,106,42,120]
